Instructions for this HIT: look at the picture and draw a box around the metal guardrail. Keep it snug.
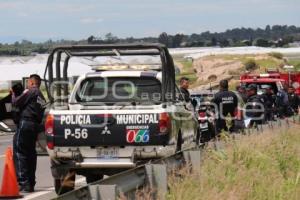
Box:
[53,115,299,200]
[53,149,202,200]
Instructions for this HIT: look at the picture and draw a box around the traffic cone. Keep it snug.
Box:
[0,147,22,199]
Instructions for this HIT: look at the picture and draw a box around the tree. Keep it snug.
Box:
[255,38,270,47]
[105,33,119,43]
[87,35,95,44]
[158,32,169,46]
[173,34,184,48]
[219,39,230,47]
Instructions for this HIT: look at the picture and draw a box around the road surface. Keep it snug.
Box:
[0,133,85,200]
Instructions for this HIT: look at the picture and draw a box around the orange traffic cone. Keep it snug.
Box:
[0,147,22,199]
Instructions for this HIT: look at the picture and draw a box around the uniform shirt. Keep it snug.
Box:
[262,93,275,109]
[288,93,300,112]
[276,89,289,107]
[12,86,46,124]
[212,90,238,116]
[180,87,191,102]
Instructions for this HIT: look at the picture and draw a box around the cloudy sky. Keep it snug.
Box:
[0,0,299,43]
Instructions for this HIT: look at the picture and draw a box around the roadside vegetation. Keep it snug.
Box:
[174,52,300,90]
[167,126,300,200]
[1,25,300,56]
[175,60,198,86]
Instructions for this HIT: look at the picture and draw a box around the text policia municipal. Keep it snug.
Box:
[60,114,158,125]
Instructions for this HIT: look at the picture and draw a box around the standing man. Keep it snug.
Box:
[236,85,247,102]
[262,85,275,121]
[212,80,238,133]
[288,86,299,114]
[12,74,46,192]
[276,84,289,118]
[179,77,191,102]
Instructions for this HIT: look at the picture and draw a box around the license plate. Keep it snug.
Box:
[97,147,119,159]
[200,122,208,129]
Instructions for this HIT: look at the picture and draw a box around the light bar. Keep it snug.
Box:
[92,64,162,71]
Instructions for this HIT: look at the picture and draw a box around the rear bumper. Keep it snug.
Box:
[47,145,175,169]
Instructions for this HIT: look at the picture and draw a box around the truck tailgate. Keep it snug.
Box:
[52,113,169,146]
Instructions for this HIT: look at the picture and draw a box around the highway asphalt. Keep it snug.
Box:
[0,134,86,200]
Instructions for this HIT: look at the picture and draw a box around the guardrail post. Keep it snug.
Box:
[89,184,117,200]
[183,150,201,174]
[145,164,167,200]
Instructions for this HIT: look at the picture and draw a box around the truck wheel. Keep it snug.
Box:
[54,171,76,195]
[85,174,104,184]
[176,130,182,152]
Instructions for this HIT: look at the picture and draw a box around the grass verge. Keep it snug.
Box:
[167,126,300,200]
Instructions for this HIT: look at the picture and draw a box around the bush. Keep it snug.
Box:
[207,74,217,81]
[268,52,283,59]
[244,59,259,71]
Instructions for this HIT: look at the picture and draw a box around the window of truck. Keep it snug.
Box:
[76,77,162,104]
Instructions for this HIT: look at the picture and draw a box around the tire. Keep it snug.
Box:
[54,171,76,195]
[176,130,182,152]
[85,174,104,184]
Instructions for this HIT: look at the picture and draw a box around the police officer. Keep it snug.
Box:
[236,85,247,102]
[245,84,265,126]
[179,77,191,102]
[262,85,275,121]
[288,86,299,114]
[276,84,289,118]
[12,74,46,192]
[212,80,238,133]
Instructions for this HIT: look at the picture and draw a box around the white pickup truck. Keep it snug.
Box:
[43,44,199,194]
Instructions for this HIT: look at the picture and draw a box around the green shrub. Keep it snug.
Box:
[269,52,283,59]
[244,59,259,71]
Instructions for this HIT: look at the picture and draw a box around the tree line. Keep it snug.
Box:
[1,25,300,56]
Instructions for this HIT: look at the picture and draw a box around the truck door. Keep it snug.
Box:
[174,86,197,143]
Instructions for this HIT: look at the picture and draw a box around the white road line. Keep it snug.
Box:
[23,177,86,200]
[0,155,5,158]
[22,188,54,200]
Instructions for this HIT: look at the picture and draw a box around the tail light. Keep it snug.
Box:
[45,114,54,149]
[159,113,171,134]
[198,112,206,122]
[198,112,206,118]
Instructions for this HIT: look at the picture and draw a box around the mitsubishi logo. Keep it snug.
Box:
[101,126,111,134]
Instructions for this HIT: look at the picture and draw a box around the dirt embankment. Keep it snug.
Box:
[191,56,243,90]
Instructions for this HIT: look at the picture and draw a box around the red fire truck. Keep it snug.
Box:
[240,68,300,95]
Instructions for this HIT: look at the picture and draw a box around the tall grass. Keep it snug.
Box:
[168,127,300,200]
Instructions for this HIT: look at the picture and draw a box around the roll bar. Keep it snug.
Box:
[43,44,176,104]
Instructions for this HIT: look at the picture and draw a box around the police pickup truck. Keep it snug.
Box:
[44,44,199,194]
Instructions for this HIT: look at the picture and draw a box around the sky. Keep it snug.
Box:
[0,0,300,43]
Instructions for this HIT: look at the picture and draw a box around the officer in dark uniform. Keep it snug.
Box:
[11,83,24,124]
[12,74,46,192]
[245,84,265,126]
[179,77,191,102]
[276,84,289,118]
[236,85,247,102]
[262,85,275,121]
[288,86,299,114]
[212,80,238,133]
